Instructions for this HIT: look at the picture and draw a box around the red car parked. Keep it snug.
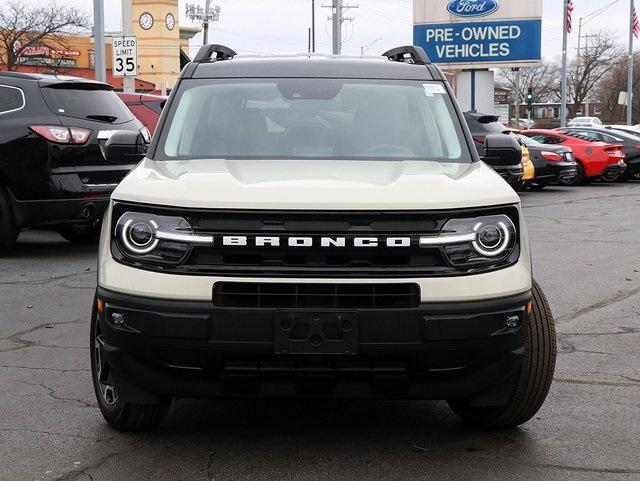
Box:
[521,129,626,185]
[116,93,166,135]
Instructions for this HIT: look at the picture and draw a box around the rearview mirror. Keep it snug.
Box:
[103,131,147,164]
[482,134,522,167]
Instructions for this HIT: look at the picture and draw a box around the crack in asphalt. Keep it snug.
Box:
[0,269,94,286]
[0,427,95,440]
[556,285,640,322]
[0,364,90,373]
[205,450,215,480]
[522,192,640,210]
[55,444,145,481]
[18,380,96,408]
[535,462,640,474]
[559,326,639,337]
[554,377,640,388]
[0,317,85,354]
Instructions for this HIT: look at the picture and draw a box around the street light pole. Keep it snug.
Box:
[93,0,106,82]
[121,0,135,93]
[186,1,221,46]
[560,0,569,127]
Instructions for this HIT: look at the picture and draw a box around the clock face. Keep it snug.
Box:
[139,12,153,30]
[165,13,175,30]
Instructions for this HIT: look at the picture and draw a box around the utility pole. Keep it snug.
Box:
[627,0,634,125]
[324,0,358,55]
[93,0,106,82]
[332,0,341,54]
[121,0,134,93]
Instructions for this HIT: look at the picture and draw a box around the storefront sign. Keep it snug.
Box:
[414,19,541,64]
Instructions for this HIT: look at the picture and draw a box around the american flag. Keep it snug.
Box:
[566,0,575,33]
[634,7,640,39]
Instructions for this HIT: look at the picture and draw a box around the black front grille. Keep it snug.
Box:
[111,204,520,277]
[214,282,420,308]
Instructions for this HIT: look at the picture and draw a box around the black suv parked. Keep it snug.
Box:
[0,72,147,253]
[463,112,523,186]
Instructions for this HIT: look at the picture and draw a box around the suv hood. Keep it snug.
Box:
[112,158,519,210]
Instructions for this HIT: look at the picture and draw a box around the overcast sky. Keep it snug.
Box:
[23,0,638,62]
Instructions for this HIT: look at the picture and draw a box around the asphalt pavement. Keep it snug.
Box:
[1,182,639,481]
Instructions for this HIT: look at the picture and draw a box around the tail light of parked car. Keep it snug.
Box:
[604,146,625,159]
[541,151,563,162]
[472,135,485,144]
[30,125,91,145]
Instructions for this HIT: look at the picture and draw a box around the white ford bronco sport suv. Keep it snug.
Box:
[93,45,556,430]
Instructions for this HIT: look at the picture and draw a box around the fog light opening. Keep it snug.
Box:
[111,312,126,326]
[505,314,520,328]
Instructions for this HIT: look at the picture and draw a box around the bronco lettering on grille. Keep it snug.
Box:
[221,236,412,248]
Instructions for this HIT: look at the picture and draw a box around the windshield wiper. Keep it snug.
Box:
[86,114,118,123]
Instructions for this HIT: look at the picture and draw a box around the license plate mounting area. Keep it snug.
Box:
[274,311,358,355]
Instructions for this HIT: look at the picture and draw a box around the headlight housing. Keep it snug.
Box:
[420,214,518,268]
[113,212,212,265]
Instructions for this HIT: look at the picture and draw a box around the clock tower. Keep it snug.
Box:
[132,0,180,92]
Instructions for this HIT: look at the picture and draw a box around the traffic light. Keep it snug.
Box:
[526,88,533,109]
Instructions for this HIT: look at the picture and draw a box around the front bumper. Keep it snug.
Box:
[96,287,532,405]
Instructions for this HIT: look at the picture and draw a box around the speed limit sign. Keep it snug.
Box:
[112,36,137,77]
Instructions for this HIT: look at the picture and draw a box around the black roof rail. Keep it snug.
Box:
[382,46,430,65]
[193,44,237,63]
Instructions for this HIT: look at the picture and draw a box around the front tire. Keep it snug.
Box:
[58,222,101,244]
[447,280,556,428]
[91,303,171,431]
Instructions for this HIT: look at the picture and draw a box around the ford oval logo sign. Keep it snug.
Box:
[447,0,499,17]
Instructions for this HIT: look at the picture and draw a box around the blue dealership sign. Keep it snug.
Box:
[447,0,499,18]
[413,19,541,65]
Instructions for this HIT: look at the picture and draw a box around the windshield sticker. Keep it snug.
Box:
[423,83,446,96]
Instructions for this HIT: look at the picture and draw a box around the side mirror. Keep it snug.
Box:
[482,134,522,167]
[103,131,147,164]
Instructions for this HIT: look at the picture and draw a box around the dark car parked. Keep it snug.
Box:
[463,112,523,186]
[0,71,147,253]
[556,127,640,180]
[117,92,166,135]
[516,133,577,188]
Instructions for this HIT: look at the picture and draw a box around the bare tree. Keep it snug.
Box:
[496,61,562,104]
[0,0,89,71]
[597,51,640,123]
[566,30,621,118]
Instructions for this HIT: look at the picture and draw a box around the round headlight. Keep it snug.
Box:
[120,218,159,254]
[472,221,510,257]
[129,222,154,247]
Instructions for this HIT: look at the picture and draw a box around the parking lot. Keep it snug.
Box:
[1,182,639,481]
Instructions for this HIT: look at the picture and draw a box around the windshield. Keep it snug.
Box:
[155,79,472,162]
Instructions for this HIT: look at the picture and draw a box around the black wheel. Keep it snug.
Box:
[58,222,101,244]
[0,186,20,255]
[447,280,556,428]
[559,162,586,186]
[91,304,171,431]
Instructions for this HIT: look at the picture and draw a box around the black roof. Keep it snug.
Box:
[0,70,111,88]
[184,54,441,81]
